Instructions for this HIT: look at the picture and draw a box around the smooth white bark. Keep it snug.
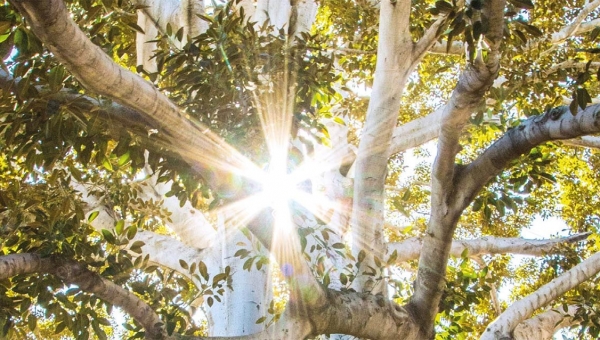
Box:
[350,0,413,294]
[481,251,600,339]
[388,233,590,264]
[512,305,579,340]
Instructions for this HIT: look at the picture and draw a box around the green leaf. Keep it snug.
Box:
[331,242,345,249]
[126,22,145,34]
[435,0,454,13]
[126,224,138,240]
[358,250,366,263]
[509,0,534,10]
[591,27,600,41]
[115,219,125,235]
[179,259,189,270]
[101,229,116,244]
[88,211,99,223]
[130,241,145,254]
[198,261,209,281]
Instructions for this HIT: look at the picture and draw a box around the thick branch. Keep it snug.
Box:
[431,13,600,56]
[350,0,413,294]
[410,0,506,333]
[412,13,452,65]
[0,253,168,339]
[481,251,600,339]
[388,233,590,263]
[551,0,600,43]
[388,106,443,156]
[307,290,422,339]
[512,305,580,340]
[0,69,158,130]
[134,0,206,46]
[9,0,255,194]
[563,135,600,149]
[456,104,600,212]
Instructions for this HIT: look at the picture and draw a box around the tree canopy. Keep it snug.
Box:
[1,0,600,339]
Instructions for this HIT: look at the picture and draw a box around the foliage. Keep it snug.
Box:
[1,0,600,339]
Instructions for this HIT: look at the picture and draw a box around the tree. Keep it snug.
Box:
[1,0,600,338]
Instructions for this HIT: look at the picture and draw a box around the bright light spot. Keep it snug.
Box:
[261,169,295,209]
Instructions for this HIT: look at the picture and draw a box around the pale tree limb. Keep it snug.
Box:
[73,175,217,249]
[0,69,159,131]
[387,233,591,264]
[563,135,600,149]
[481,251,600,339]
[133,0,207,46]
[134,0,206,71]
[409,0,506,333]
[244,0,317,38]
[455,104,600,213]
[388,106,443,156]
[430,6,600,56]
[492,61,600,97]
[9,0,257,197]
[132,230,205,276]
[0,253,169,339]
[512,305,580,340]
[350,0,413,294]
[137,11,159,73]
[550,0,600,43]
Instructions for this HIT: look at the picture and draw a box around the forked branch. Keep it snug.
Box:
[481,251,600,339]
[0,253,168,339]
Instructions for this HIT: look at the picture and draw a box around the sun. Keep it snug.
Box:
[253,149,301,214]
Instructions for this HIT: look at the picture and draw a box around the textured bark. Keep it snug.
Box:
[430,7,600,55]
[350,0,413,294]
[388,107,443,156]
[8,0,255,197]
[563,135,600,149]
[550,0,600,43]
[0,254,168,339]
[133,0,207,45]
[512,305,579,340]
[387,233,590,264]
[481,251,600,339]
[307,290,422,339]
[136,11,159,73]
[409,0,506,334]
[456,104,600,212]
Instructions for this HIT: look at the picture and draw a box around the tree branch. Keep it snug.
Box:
[409,0,506,333]
[563,135,600,149]
[550,0,600,43]
[350,0,413,294]
[8,0,256,196]
[0,253,168,339]
[388,106,443,156]
[307,290,422,339]
[481,251,600,339]
[134,0,207,46]
[430,8,600,56]
[387,233,591,263]
[512,305,580,340]
[456,104,600,213]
